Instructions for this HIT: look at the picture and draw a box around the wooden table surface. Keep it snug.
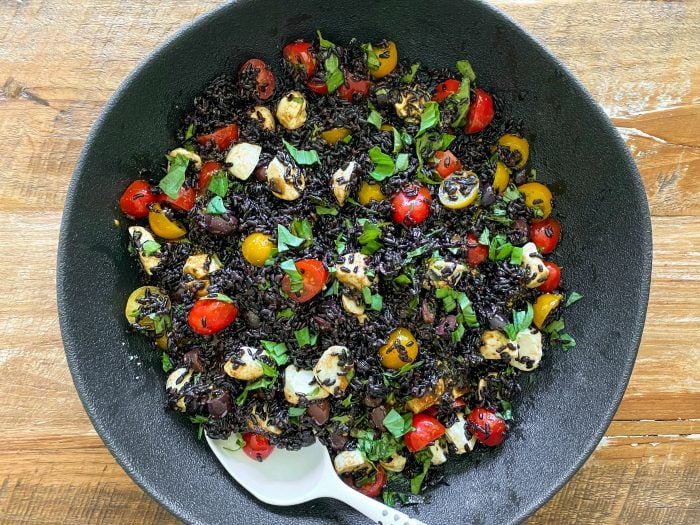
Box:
[1,1,698,523]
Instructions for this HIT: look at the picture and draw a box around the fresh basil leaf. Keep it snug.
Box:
[283,139,320,165]
[260,340,289,366]
[334,232,347,255]
[410,452,432,494]
[205,196,226,215]
[141,239,161,256]
[159,154,189,199]
[236,376,276,405]
[207,170,229,197]
[324,53,344,93]
[161,352,173,373]
[357,430,398,463]
[478,228,490,245]
[392,127,403,153]
[291,218,313,247]
[316,205,339,216]
[368,146,395,181]
[276,308,294,320]
[417,101,440,137]
[510,246,523,265]
[395,153,409,172]
[184,123,195,141]
[277,224,306,252]
[280,259,304,293]
[294,326,318,348]
[383,409,414,438]
[342,134,353,143]
[361,43,380,70]
[565,292,583,307]
[394,274,411,286]
[456,60,476,81]
[400,62,420,83]
[502,184,521,203]
[288,406,307,417]
[367,109,383,129]
[317,30,335,48]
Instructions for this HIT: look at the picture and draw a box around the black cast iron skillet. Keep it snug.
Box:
[57,0,652,523]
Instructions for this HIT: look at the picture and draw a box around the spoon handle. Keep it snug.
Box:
[333,480,428,525]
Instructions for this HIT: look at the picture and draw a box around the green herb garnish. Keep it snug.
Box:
[205,196,226,215]
[161,352,173,373]
[503,303,534,341]
[280,259,304,293]
[282,139,320,165]
[294,327,318,348]
[260,340,289,366]
[400,62,420,83]
[383,409,414,438]
[277,224,306,252]
[368,146,395,181]
[159,153,189,199]
[207,169,229,197]
[367,109,383,129]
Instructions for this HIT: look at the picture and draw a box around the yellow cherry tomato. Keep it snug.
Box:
[321,127,351,144]
[497,134,529,169]
[125,286,170,333]
[533,293,563,329]
[379,327,419,369]
[242,232,274,267]
[517,182,553,220]
[357,181,386,205]
[148,203,186,240]
[371,41,398,79]
[380,124,394,132]
[493,161,511,193]
[438,171,480,210]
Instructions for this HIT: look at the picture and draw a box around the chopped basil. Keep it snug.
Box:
[435,287,479,331]
[207,170,229,197]
[565,292,583,307]
[357,430,398,463]
[291,218,313,247]
[282,138,320,165]
[496,399,513,421]
[236,375,276,405]
[400,62,420,83]
[316,30,335,49]
[544,317,577,351]
[184,123,195,140]
[141,239,161,256]
[410,448,433,494]
[277,224,305,252]
[159,154,189,199]
[294,326,318,348]
[341,394,353,407]
[503,303,534,341]
[417,101,440,137]
[260,340,289,365]
[510,246,523,265]
[205,195,227,215]
[394,274,412,286]
[324,52,344,93]
[456,60,476,81]
[275,308,294,320]
[395,153,409,172]
[488,233,512,261]
[288,406,307,417]
[358,219,384,255]
[404,243,430,263]
[368,146,395,181]
[478,228,490,245]
[316,205,339,216]
[383,409,414,438]
[367,109,383,129]
[341,134,353,143]
[392,127,403,153]
[334,231,347,255]
[280,259,304,293]
[161,352,173,373]
[361,43,380,70]
[450,60,476,128]
[502,184,521,203]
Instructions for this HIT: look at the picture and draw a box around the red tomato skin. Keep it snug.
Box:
[391,184,432,226]
[280,259,329,303]
[242,433,274,462]
[538,261,562,292]
[119,180,156,218]
[239,59,276,100]
[432,79,460,102]
[464,88,495,134]
[158,186,196,212]
[196,124,240,151]
[434,150,462,179]
[198,161,225,193]
[530,218,561,254]
[404,413,446,453]
[283,41,317,77]
[306,78,329,95]
[337,74,371,102]
[188,299,239,336]
[466,233,489,266]
[466,407,507,447]
[356,467,387,498]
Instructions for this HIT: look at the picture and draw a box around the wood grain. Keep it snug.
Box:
[0,1,698,524]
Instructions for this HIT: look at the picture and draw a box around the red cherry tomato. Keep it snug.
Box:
[337,73,371,102]
[188,298,239,336]
[391,183,432,226]
[466,407,507,446]
[158,186,196,212]
[538,261,562,292]
[530,218,561,254]
[404,413,446,453]
[196,123,239,151]
[281,259,329,303]
[466,233,489,266]
[434,150,462,179]
[242,433,274,462]
[464,88,495,134]
[239,59,276,100]
[432,78,460,102]
[198,161,225,194]
[119,180,157,219]
[355,466,386,498]
[283,41,317,77]
[306,78,329,95]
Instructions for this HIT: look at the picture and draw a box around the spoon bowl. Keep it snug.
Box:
[207,436,427,524]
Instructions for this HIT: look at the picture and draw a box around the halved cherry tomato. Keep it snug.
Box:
[119,180,156,218]
[283,41,317,77]
[188,297,239,335]
[464,88,494,134]
[466,407,507,447]
[355,466,386,498]
[432,78,460,102]
[158,186,196,212]
[281,259,329,303]
[434,150,462,179]
[242,433,274,462]
[198,161,225,193]
[239,59,276,100]
[196,123,239,151]
[466,233,489,266]
[337,73,371,102]
[391,183,432,226]
[530,218,561,254]
[404,413,446,452]
[538,261,561,292]
[306,78,329,95]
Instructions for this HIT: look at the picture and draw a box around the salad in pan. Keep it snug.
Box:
[118,33,580,505]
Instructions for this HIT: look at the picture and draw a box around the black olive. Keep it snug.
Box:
[204,213,238,235]
[183,349,203,373]
[206,390,231,418]
[329,433,348,451]
[307,399,330,426]
[244,310,261,329]
[363,393,383,408]
[488,312,508,330]
[370,405,387,430]
[254,163,269,182]
[480,185,496,207]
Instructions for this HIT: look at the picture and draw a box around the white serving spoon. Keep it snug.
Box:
[207,435,427,525]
